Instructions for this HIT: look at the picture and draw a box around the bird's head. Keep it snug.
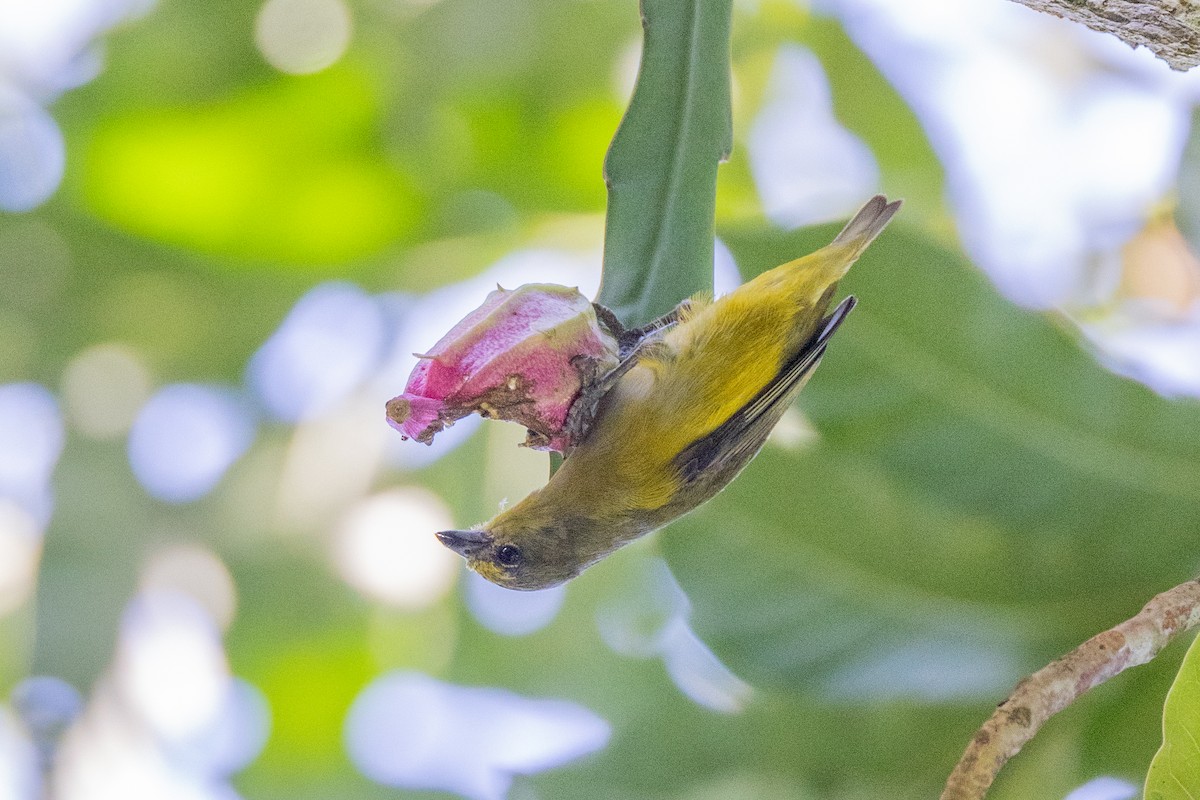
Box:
[435,515,586,591]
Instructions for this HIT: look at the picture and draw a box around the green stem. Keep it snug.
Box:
[597,0,733,328]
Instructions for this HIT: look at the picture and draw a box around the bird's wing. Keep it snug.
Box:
[673,295,856,484]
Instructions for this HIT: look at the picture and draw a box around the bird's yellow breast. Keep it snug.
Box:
[549,245,849,515]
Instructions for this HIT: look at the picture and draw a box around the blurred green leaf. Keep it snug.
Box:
[600,0,733,328]
[664,223,1200,694]
[1145,633,1200,800]
[80,66,416,268]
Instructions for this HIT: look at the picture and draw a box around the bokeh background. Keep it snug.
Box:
[2,0,1200,798]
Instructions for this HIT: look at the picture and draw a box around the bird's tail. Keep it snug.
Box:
[735,194,901,309]
[831,195,903,258]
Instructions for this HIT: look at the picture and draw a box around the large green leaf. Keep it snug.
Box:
[663,223,1200,695]
[1145,633,1200,800]
[599,0,733,328]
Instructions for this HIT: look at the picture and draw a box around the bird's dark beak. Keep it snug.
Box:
[435,529,491,558]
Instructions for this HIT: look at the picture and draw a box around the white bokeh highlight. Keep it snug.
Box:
[61,343,152,440]
[748,46,879,229]
[1063,776,1138,800]
[139,545,238,632]
[334,487,460,609]
[127,384,256,503]
[1079,304,1200,397]
[56,584,267,800]
[0,89,64,212]
[255,0,352,75]
[597,557,752,713]
[0,707,39,800]
[0,383,63,494]
[821,0,1200,391]
[10,674,83,761]
[346,672,610,800]
[273,392,391,533]
[55,693,244,800]
[466,571,566,637]
[658,618,753,714]
[0,0,153,210]
[249,283,387,423]
[116,591,232,743]
[828,0,1180,304]
[713,237,742,297]
[169,679,270,779]
[820,632,1020,702]
[0,382,63,525]
[0,501,43,617]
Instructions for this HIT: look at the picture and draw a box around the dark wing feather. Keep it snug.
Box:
[674,295,857,485]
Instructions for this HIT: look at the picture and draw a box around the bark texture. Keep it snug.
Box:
[1013,0,1200,70]
[941,579,1200,800]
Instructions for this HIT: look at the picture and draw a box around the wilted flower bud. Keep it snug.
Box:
[387,283,621,453]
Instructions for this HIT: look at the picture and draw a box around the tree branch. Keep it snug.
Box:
[941,578,1200,800]
[1011,0,1200,71]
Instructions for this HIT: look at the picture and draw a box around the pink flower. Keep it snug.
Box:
[387,283,621,453]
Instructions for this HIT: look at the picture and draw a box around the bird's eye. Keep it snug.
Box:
[496,544,522,567]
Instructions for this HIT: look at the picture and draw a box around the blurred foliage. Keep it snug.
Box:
[674,223,1200,674]
[669,222,1200,795]
[2,0,1197,798]
[83,66,417,265]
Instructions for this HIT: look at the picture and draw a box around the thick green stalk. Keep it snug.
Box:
[597,0,733,328]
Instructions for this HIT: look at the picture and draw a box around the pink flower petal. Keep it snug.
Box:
[387,284,621,453]
[385,393,445,442]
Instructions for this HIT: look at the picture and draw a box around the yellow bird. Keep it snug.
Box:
[437,195,901,589]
